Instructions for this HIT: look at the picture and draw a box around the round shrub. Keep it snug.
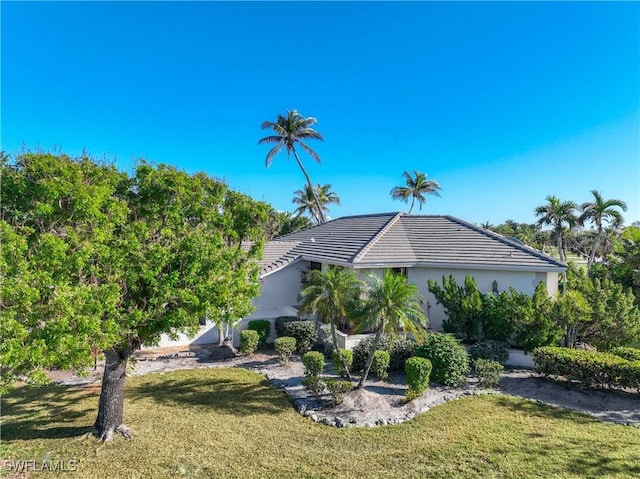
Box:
[275,316,299,336]
[239,329,259,355]
[325,379,353,405]
[405,357,432,400]
[280,320,318,355]
[247,319,271,349]
[474,359,504,388]
[332,348,353,377]
[468,340,510,364]
[274,336,297,365]
[352,335,417,373]
[302,376,326,398]
[302,351,325,377]
[372,350,390,380]
[413,333,469,387]
[318,324,335,356]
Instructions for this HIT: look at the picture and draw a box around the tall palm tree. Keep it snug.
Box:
[579,190,627,268]
[259,110,327,223]
[292,183,341,225]
[390,170,441,214]
[534,195,579,263]
[299,267,363,381]
[357,270,428,388]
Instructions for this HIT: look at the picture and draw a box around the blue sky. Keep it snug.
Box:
[2,1,639,226]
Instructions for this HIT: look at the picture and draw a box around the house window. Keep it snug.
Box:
[392,267,408,277]
[310,261,322,271]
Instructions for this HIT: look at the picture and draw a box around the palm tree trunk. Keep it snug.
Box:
[330,320,352,381]
[357,322,384,389]
[408,197,415,215]
[292,149,325,223]
[588,228,603,268]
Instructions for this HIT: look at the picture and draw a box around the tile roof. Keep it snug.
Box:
[259,212,565,277]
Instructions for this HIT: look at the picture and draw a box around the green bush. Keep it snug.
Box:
[274,336,297,365]
[468,340,510,364]
[302,351,325,377]
[302,376,326,398]
[413,333,469,387]
[325,379,353,405]
[318,324,335,355]
[372,350,390,380]
[280,320,318,354]
[610,346,640,362]
[533,346,640,391]
[275,316,299,336]
[405,357,432,400]
[332,349,353,377]
[247,320,271,349]
[352,336,417,373]
[474,359,504,387]
[239,329,259,355]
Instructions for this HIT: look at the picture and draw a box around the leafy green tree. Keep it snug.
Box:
[428,275,482,341]
[292,183,341,225]
[357,270,428,388]
[299,267,363,381]
[579,190,627,268]
[552,290,593,348]
[0,153,268,442]
[259,110,326,223]
[513,282,562,352]
[390,170,441,214]
[534,195,579,263]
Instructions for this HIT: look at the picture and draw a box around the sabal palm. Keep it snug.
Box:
[299,267,363,381]
[357,270,428,388]
[579,190,627,267]
[293,183,341,225]
[259,110,326,223]
[534,195,578,263]
[390,170,441,214]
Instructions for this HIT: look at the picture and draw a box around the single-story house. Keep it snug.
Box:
[150,212,565,349]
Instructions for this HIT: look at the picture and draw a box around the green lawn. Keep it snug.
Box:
[1,368,639,478]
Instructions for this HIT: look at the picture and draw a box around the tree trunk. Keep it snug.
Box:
[408,197,415,215]
[292,149,325,223]
[588,228,603,269]
[330,320,351,381]
[94,346,135,442]
[357,322,384,389]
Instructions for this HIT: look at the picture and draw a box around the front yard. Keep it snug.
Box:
[2,367,639,478]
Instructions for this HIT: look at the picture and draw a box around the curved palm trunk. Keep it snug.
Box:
[408,197,415,215]
[330,320,352,381]
[357,321,384,389]
[588,227,603,268]
[292,149,325,223]
[95,344,135,442]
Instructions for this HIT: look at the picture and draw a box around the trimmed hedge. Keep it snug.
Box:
[610,347,640,362]
[332,349,353,377]
[413,333,469,387]
[405,357,432,400]
[278,319,317,354]
[274,336,296,365]
[533,346,640,391]
[302,351,325,377]
[468,340,510,364]
[372,350,390,380]
[326,379,353,405]
[352,336,417,373]
[247,320,271,349]
[275,316,299,337]
[474,359,504,388]
[239,329,259,355]
[302,376,326,398]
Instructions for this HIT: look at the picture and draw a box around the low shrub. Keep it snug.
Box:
[468,340,510,364]
[325,379,353,405]
[332,349,353,377]
[474,359,504,388]
[280,320,318,354]
[239,329,259,355]
[275,316,299,336]
[318,324,335,356]
[352,336,417,373]
[413,333,469,387]
[302,351,325,377]
[405,357,432,401]
[247,320,271,349]
[302,376,326,398]
[372,350,390,380]
[610,347,640,362]
[274,336,297,365]
[533,346,640,391]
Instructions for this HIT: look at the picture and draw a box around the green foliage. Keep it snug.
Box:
[332,349,353,377]
[414,333,469,387]
[428,275,482,341]
[247,320,271,349]
[474,359,504,388]
[468,341,510,364]
[534,346,640,391]
[514,282,562,352]
[279,320,318,354]
[302,376,326,398]
[275,316,300,337]
[552,290,593,348]
[302,351,325,377]
[372,350,391,380]
[318,324,335,355]
[240,330,259,355]
[610,347,640,362]
[480,289,533,342]
[352,336,417,374]
[274,336,297,365]
[405,357,432,400]
[325,379,354,405]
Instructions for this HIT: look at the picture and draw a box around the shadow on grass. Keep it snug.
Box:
[490,395,597,424]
